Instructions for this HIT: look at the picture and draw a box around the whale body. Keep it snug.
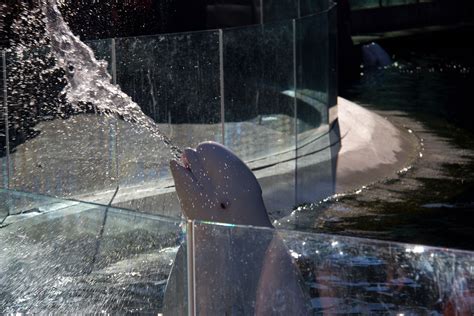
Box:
[362,42,392,68]
[165,141,311,315]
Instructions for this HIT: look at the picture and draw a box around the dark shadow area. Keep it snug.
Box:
[350,0,474,35]
[1,0,261,47]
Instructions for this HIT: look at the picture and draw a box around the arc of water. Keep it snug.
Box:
[42,0,181,158]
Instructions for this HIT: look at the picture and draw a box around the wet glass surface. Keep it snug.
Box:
[261,0,331,23]
[193,221,474,315]
[2,189,473,314]
[114,31,221,187]
[0,190,184,314]
[1,4,337,218]
[295,11,338,205]
[223,20,295,162]
[86,38,113,74]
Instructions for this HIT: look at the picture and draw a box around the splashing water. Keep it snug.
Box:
[41,0,181,158]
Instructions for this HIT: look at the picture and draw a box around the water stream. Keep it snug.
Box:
[40,0,181,158]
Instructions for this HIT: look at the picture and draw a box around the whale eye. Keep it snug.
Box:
[67,65,74,73]
[219,201,231,210]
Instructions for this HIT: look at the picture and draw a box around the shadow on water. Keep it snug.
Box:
[313,26,474,251]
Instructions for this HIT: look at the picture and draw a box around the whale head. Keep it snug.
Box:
[170,141,272,227]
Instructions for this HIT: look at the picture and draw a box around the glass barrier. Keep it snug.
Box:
[2,190,473,314]
[1,47,120,202]
[114,31,222,189]
[193,220,474,314]
[222,19,295,163]
[262,0,333,22]
[302,0,334,16]
[86,39,113,75]
[1,3,338,217]
[0,189,187,314]
[295,11,338,204]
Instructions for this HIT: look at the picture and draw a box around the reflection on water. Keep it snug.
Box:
[347,27,474,133]
[295,27,474,250]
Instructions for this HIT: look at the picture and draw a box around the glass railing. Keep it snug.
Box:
[1,2,338,218]
[1,189,473,314]
[192,220,474,314]
[0,189,187,314]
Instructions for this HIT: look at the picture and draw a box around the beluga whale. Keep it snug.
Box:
[170,142,273,227]
[361,42,392,68]
[164,141,311,315]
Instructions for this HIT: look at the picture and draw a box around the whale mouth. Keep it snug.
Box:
[170,149,201,191]
[174,150,191,170]
[181,153,191,170]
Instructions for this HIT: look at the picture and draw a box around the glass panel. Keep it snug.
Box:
[296,13,329,127]
[0,188,79,226]
[0,189,187,314]
[85,38,113,75]
[328,6,338,119]
[261,0,331,21]
[262,0,299,22]
[295,11,336,204]
[114,31,221,195]
[223,21,295,162]
[300,0,332,16]
[222,20,297,214]
[193,221,474,314]
[192,221,284,314]
[4,46,119,200]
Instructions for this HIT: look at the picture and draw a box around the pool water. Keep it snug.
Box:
[290,26,474,251]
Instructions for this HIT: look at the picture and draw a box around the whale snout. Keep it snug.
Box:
[170,141,272,227]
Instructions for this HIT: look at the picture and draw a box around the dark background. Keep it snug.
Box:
[1,0,263,48]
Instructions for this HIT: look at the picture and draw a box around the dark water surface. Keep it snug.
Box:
[302,27,474,251]
[347,26,474,134]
